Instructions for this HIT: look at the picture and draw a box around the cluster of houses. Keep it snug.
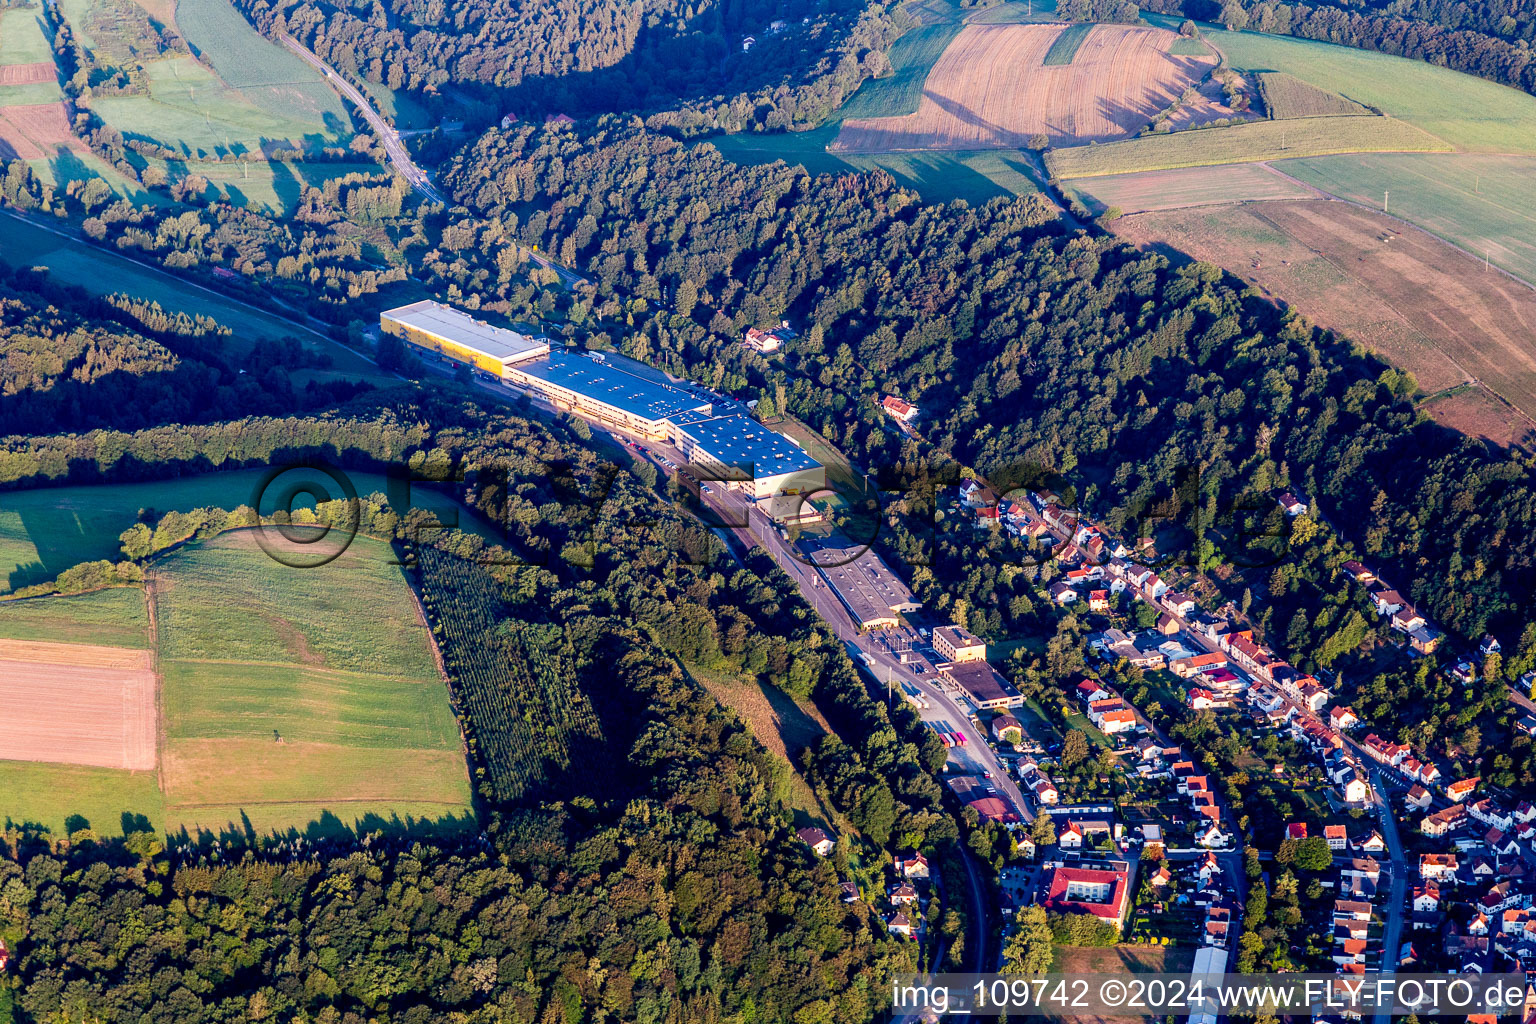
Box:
[1122,740,1234,848]
[881,851,932,939]
[1013,753,1060,807]
[1147,849,1239,950]
[1346,560,1446,656]
[1075,678,1138,735]
[1408,844,1536,974]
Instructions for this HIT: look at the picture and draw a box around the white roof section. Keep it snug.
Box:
[382,300,549,364]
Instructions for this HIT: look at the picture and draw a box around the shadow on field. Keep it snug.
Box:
[168,806,483,850]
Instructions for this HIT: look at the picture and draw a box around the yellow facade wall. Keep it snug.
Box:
[383,320,506,376]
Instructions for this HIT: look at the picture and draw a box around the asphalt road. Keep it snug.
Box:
[1370,769,1408,1024]
[697,484,1035,829]
[281,35,445,204]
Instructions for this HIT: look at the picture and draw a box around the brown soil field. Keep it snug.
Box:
[0,638,156,771]
[1420,387,1535,448]
[1116,198,1536,442]
[0,102,79,160]
[0,62,57,86]
[1071,162,1315,214]
[833,24,1215,153]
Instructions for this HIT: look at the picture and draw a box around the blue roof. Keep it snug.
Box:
[515,351,708,422]
[669,412,822,477]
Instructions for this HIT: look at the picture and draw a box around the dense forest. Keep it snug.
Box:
[428,120,1536,759]
[0,262,368,433]
[232,0,899,133]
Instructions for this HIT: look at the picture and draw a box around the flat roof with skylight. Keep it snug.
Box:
[511,351,710,422]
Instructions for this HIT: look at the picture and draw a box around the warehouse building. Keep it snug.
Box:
[381,300,550,375]
[805,538,922,629]
[938,660,1024,710]
[669,409,825,506]
[380,301,826,514]
[505,350,710,440]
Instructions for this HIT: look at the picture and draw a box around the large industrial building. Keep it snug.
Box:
[381,300,550,376]
[802,537,922,629]
[380,301,826,517]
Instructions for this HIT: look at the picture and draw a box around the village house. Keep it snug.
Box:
[881,395,918,424]
[1406,784,1433,811]
[1278,492,1309,516]
[895,852,930,879]
[1422,804,1469,837]
[1420,853,1460,882]
[1448,778,1480,803]
[798,827,835,856]
[1330,706,1360,731]
[887,910,914,937]
[1324,825,1348,850]
[1341,560,1377,585]
[890,882,918,905]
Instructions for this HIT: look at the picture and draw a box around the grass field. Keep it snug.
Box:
[964,0,1060,23]
[89,57,324,158]
[835,24,1215,151]
[0,467,500,594]
[0,80,61,106]
[1114,198,1536,441]
[836,21,966,121]
[139,156,386,215]
[1042,22,1091,65]
[706,130,1042,204]
[1066,161,1314,213]
[0,587,150,646]
[1258,71,1369,118]
[0,9,55,65]
[1275,152,1536,288]
[1167,35,1211,56]
[153,530,473,835]
[1046,115,1448,177]
[175,0,349,129]
[362,79,435,130]
[1200,24,1536,153]
[0,760,163,835]
[0,212,386,374]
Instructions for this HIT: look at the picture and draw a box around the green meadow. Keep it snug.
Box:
[1198,24,1536,153]
[154,531,474,836]
[1276,152,1536,286]
[0,467,503,593]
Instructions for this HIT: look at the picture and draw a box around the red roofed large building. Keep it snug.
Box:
[881,395,918,423]
[1041,864,1129,926]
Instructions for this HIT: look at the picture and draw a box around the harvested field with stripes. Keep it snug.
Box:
[0,61,56,85]
[1068,162,1316,213]
[0,102,80,160]
[0,638,157,771]
[832,23,1216,152]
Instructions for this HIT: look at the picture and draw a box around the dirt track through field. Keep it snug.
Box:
[834,24,1215,152]
[0,638,157,770]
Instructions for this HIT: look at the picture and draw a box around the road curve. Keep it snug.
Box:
[280,34,445,204]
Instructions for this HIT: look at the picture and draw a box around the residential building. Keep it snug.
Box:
[798,827,835,856]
